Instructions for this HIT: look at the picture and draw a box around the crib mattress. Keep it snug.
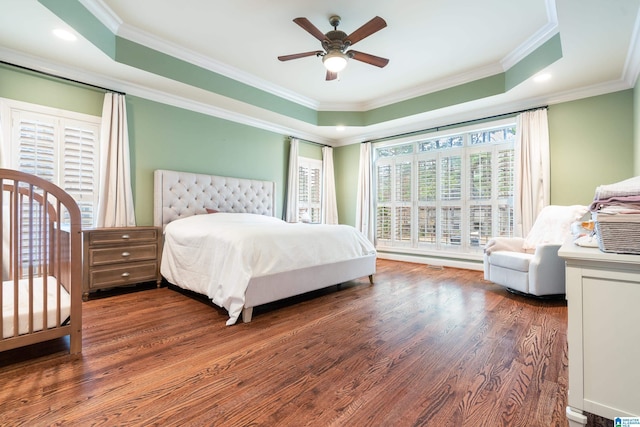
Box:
[2,276,71,339]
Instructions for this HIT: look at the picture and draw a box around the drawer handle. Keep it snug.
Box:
[121,252,130,257]
[121,272,130,278]
[121,234,130,240]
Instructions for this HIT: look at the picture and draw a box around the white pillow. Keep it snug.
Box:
[522,205,588,250]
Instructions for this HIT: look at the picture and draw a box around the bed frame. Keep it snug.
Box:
[0,169,82,354]
[154,169,376,322]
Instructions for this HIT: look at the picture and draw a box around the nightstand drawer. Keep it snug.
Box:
[82,226,162,300]
[89,244,158,266]
[87,228,158,246]
[88,261,158,289]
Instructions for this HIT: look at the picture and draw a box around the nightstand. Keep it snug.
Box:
[82,226,162,300]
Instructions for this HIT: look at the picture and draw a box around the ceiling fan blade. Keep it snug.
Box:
[326,70,338,81]
[278,51,323,61]
[293,17,328,42]
[349,50,389,68]
[345,16,387,46]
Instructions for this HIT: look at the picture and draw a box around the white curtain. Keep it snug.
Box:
[285,138,299,222]
[356,142,375,242]
[321,146,339,224]
[0,118,8,280]
[96,93,136,227]
[0,117,4,167]
[514,108,550,237]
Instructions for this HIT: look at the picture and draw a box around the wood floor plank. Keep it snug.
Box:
[0,259,601,426]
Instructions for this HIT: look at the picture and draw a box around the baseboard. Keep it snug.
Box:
[376,252,484,271]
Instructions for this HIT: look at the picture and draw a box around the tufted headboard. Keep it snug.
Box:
[154,169,276,229]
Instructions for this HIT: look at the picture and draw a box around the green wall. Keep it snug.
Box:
[298,141,322,160]
[548,89,634,205]
[334,143,361,226]
[126,96,288,225]
[0,64,103,115]
[1,63,637,228]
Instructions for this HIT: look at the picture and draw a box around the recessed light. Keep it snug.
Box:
[53,28,77,41]
[533,73,551,83]
[336,125,346,132]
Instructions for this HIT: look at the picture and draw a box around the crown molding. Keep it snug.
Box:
[0,46,333,146]
[501,0,559,71]
[332,77,634,147]
[319,62,505,112]
[2,42,631,149]
[623,4,640,87]
[116,23,320,111]
[78,0,121,33]
[80,0,564,114]
[80,0,319,110]
[137,84,332,146]
[541,78,632,106]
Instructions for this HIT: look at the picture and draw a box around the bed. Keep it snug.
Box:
[154,169,376,325]
[0,169,82,354]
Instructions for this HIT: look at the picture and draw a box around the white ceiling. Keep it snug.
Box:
[0,0,639,145]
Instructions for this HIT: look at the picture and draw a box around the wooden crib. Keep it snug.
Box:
[0,169,82,354]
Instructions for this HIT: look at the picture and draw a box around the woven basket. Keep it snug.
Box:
[596,213,640,254]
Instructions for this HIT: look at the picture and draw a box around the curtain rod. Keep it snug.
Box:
[0,60,126,95]
[364,105,548,144]
[289,136,330,148]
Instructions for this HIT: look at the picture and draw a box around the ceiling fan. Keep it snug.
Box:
[278,15,389,81]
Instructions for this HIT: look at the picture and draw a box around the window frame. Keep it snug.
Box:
[0,97,101,228]
[373,118,516,259]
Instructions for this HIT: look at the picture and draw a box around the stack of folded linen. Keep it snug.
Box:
[590,176,640,214]
[591,176,640,253]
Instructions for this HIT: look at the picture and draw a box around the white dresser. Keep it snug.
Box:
[558,242,640,426]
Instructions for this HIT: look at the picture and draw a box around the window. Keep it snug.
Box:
[374,120,516,257]
[1,98,101,228]
[297,157,322,223]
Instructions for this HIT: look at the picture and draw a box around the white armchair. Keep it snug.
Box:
[483,205,588,296]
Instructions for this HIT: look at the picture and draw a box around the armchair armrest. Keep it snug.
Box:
[529,243,565,295]
[532,242,562,259]
[484,237,525,255]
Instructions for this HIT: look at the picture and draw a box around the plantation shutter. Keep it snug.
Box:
[309,165,321,223]
[416,158,436,244]
[14,116,56,273]
[469,151,492,246]
[297,157,322,223]
[417,158,437,202]
[441,206,462,246]
[440,155,461,201]
[12,109,100,228]
[373,122,516,255]
[394,161,412,242]
[497,148,515,237]
[376,163,392,241]
[16,117,56,182]
[63,124,98,227]
[469,151,492,200]
[440,154,461,246]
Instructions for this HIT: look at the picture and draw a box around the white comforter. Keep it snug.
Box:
[161,213,376,325]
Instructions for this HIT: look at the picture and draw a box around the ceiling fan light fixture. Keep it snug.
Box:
[323,50,348,72]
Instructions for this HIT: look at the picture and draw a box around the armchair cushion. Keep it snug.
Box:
[489,250,532,272]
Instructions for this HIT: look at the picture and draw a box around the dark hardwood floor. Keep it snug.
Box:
[0,259,588,426]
